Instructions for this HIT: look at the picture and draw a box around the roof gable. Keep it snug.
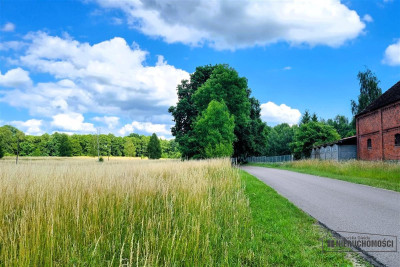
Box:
[357,80,400,116]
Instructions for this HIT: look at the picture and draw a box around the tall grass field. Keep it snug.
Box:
[0,158,356,266]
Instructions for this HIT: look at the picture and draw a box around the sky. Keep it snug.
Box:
[0,0,399,139]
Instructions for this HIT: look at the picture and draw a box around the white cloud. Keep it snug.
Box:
[0,41,26,51]
[93,116,120,129]
[362,14,373,23]
[119,121,171,136]
[260,101,301,125]
[11,119,43,135]
[0,68,32,88]
[283,66,292,71]
[0,32,189,123]
[95,0,365,50]
[383,39,400,66]
[1,22,15,32]
[51,112,96,133]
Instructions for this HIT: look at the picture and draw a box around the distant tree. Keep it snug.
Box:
[70,135,83,156]
[193,100,235,158]
[291,121,340,159]
[351,68,382,117]
[148,133,162,159]
[311,113,318,122]
[124,138,136,157]
[300,110,311,125]
[266,123,295,156]
[59,134,72,157]
[326,115,355,138]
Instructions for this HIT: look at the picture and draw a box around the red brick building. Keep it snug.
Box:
[356,81,400,161]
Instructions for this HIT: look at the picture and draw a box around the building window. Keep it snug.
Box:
[367,139,372,149]
[396,134,400,147]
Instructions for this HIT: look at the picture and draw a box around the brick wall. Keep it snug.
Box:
[357,100,400,160]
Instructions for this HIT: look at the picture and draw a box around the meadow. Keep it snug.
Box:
[0,157,357,266]
[249,160,400,192]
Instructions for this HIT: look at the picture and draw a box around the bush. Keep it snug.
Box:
[98,157,104,162]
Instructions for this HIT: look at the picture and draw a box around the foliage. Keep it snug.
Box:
[194,100,235,158]
[98,156,104,162]
[169,65,217,159]
[326,115,355,138]
[291,121,340,159]
[58,134,72,157]
[170,64,267,160]
[0,125,179,158]
[0,145,3,159]
[300,110,318,125]
[123,138,136,157]
[351,68,382,116]
[266,123,295,156]
[147,133,162,159]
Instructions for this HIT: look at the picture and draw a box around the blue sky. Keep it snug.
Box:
[0,0,399,138]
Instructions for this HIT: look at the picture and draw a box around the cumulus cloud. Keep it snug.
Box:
[51,112,96,133]
[383,39,400,66]
[11,119,43,135]
[0,32,189,123]
[1,22,15,32]
[260,101,301,125]
[95,0,365,50]
[119,121,171,136]
[92,116,120,129]
[0,68,32,88]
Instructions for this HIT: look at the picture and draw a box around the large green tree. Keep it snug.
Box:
[326,115,355,138]
[169,65,216,159]
[266,123,295,156]
[148,133,162,159]
[194,100,235,158]
[351,68,382,117]
[170,64,266,160]
[291,121,340,159]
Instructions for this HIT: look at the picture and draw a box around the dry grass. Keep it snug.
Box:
[0,158,253,266]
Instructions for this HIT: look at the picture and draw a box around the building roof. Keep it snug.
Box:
[313,135,357,149]
[357,80,400,116]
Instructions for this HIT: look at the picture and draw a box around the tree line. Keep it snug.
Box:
[0,126,176,159]
[169,65,382,160]
[262,68,382,159]
[0,66,381,161]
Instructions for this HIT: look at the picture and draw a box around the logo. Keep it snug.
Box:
[322,231,397,253]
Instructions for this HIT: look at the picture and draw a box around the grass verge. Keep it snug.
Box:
[248,160,400,192]
[240,170,360,266]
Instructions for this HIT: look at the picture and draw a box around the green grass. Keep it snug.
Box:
[240,170,357,266]
[248,160,400,192]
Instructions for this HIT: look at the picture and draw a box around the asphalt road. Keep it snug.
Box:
[241,166,400,267]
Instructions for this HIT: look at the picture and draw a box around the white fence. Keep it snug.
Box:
[246,155,293,163]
